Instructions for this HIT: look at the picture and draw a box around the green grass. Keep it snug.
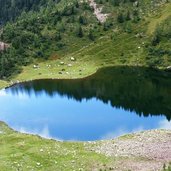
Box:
[0,1,171,170]
[163,163,171,171]
[0,122,113,171]
[0,80,8,89]
[0,0,170,87]
[147,3,171,35]
[1,122,171,171]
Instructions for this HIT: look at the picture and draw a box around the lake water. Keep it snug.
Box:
[0,66,171,141]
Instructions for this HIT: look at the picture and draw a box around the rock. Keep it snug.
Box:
[166,66,171,71]
[60,62,64,65]
[70,57,76,61]
[40,149,43,152]
[68,64,72,67]
[61,68,65,71]
[46,64,51,67]
[36,162,40,166]
[0,42,9,51]
[33,64,39,69]
[133,1,139,7]
[58,71,62,74]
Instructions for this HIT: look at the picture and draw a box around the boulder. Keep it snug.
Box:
[133,1,139,7]
[60,62,64,65]
[0,42,9,51]
[70,57,76,61]
[33,64,39,69]
[166,66,171,71]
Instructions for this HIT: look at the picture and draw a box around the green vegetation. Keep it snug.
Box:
[0,0,48,24]
[0,1,171,170]
[1,121,171,171]
[0,121,112,171]
[146,16,171,67]
[0,0,99,78]
[0,0,170,81]
[163,163,171,171]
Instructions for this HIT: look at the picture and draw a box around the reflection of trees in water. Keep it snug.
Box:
[8,66,171,120]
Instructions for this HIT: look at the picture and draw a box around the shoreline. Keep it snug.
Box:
[0,63,169,90]
[0,121,170,171]
[1,120,171,143]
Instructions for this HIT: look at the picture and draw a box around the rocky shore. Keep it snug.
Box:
[86,130,171,171]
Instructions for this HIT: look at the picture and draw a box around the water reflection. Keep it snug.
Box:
[0,66,171,141]
[7,66,171,120]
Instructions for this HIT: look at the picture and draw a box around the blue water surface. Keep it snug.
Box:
[0,67,170,141]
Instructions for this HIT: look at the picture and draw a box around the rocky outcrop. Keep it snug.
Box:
[87,130,171,171]
[89,0,108,23]
[0,41,9,51]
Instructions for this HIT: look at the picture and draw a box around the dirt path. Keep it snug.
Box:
[86,130,171,171]
[89,0,108,23]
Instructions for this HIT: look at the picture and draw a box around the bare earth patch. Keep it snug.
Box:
[87,130,171,171]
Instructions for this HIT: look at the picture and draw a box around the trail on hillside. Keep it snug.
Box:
[89,0,108,23]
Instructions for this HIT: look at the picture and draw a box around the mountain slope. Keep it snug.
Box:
[0,0,171,79]
[0,0,54,24]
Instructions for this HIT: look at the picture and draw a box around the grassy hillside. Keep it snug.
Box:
[0,121,111,171]
[0,0,171,81]
[1,121,171,171]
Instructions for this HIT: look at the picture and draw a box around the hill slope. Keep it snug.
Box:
[0,0,171,79]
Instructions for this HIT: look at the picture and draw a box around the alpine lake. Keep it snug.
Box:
[0,66,171,141]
